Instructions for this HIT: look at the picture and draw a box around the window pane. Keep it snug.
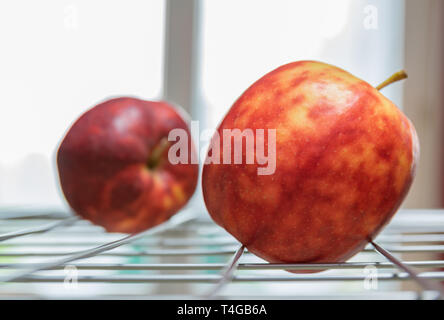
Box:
[0,0,165,206]
[199,0,405,129]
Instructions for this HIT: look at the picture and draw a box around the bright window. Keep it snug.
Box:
[199,0,405,129]
[0,0,165,206]
[0,0,406,208]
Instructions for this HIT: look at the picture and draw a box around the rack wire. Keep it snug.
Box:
[0,207,443,299]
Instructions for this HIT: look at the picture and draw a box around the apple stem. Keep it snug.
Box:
[376,70,408,91]
[147,137,170,170]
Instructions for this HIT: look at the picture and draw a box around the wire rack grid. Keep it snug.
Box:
[0,207,443,300]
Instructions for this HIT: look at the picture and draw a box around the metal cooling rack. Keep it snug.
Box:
[0,207,443,300]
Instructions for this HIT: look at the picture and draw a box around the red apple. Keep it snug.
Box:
[57,97,198,233]
[202,61,418,269]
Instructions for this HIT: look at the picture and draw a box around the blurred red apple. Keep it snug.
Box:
[57,97,198,233]
[202,61,418,269]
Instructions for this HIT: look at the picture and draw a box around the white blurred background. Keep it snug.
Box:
[0,0,165,206]
[0,0,442,208]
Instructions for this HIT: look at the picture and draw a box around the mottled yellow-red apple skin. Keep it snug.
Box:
[202,61,418,267]
[57,97,198,233]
